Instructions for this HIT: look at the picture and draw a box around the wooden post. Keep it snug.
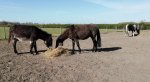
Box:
[60,26,62,34]
[115,26,117,32]
[4,27,7,39]
[106,26,108,33]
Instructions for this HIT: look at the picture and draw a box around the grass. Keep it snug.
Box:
[0,27,123,40]
[41,28,67,36]
[0,27,9,40]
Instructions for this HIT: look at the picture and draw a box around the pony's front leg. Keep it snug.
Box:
[33,41,38,55]
[127,31,130,37]
[13,39,18,54]
[30,41,34,54]
[133,31,135,37]
[71,40,75,54]
[75,40,81,53]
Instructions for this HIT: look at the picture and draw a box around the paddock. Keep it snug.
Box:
[0,31,150,82]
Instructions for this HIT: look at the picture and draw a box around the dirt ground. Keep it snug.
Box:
[0,31,150,82]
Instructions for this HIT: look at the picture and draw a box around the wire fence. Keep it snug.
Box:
[0,26,125,40]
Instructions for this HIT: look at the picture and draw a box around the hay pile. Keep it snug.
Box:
[44,47,70,58]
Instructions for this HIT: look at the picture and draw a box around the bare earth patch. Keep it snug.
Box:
[0,31,150,82]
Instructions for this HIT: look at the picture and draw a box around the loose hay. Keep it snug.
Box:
[44,47,71,58]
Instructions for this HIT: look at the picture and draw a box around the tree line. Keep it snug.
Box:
[0,21,150,30]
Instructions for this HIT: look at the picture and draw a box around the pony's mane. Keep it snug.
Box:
[36,27,50,36]
[58,28,69,40]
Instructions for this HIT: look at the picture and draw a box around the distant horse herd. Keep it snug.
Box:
[8,24,140,55]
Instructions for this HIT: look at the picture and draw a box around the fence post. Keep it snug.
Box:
[60,26,62,34]
[4,27,7,39]
[115,26,117,32]
[106,26,108,33]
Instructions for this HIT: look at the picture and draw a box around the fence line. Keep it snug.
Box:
[0,26,138,40]
[0,27,126,40]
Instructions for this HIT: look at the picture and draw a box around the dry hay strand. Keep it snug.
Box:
[44,47,71,58]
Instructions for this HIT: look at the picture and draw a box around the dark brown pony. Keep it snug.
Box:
[8,24,53,55]
[55,24,101,54]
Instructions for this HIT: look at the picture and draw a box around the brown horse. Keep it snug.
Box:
[55,24,101,54]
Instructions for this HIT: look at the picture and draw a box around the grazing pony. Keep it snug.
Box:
[55,24,101,54]
[125,24,140,37]
[8,24,53,55]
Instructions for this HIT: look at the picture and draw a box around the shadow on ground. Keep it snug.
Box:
[17,50,47,55]
[68,47,122,52]
[16,47,122,55]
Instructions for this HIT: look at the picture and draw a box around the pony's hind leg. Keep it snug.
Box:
[71,40,75,54]
[91,37,97,52]
[13,39,18,54]
[75,40,81,53]
[30,41,34,54]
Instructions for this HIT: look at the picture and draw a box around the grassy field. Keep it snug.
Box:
[0,27,123,40]
[41,27,67,36]
[0,27,9,40]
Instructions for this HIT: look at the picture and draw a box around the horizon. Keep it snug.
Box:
[0,0,150,24]
[0,20,145,24]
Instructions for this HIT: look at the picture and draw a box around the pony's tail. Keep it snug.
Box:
[137,25,140,35]
[97,29,101,47]
[125,25,129,35]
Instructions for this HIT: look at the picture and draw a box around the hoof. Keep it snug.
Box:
[34,52,39,55]
[14,51,19,55]
[30,51,33,54]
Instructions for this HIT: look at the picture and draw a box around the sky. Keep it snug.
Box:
[0,0,150,24]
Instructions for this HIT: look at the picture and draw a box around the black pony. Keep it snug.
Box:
[55,24,101,54]
[125,24,140,37]
[8,24,53,55]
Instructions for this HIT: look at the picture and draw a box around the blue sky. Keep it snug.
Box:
[0,0,150,24]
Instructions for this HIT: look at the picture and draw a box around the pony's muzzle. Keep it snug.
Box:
[59,43,63,46]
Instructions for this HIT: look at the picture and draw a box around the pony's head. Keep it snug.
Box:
[45,34,53,48]
[55,26,70,48]
[55,38,63,48]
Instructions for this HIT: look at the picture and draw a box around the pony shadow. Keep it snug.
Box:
[17,50,47,55]
[99,47,122,52]
[68,47,122,52]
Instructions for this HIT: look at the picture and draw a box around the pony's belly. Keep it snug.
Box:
[14,36,30,41]
[78,36,89,40]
